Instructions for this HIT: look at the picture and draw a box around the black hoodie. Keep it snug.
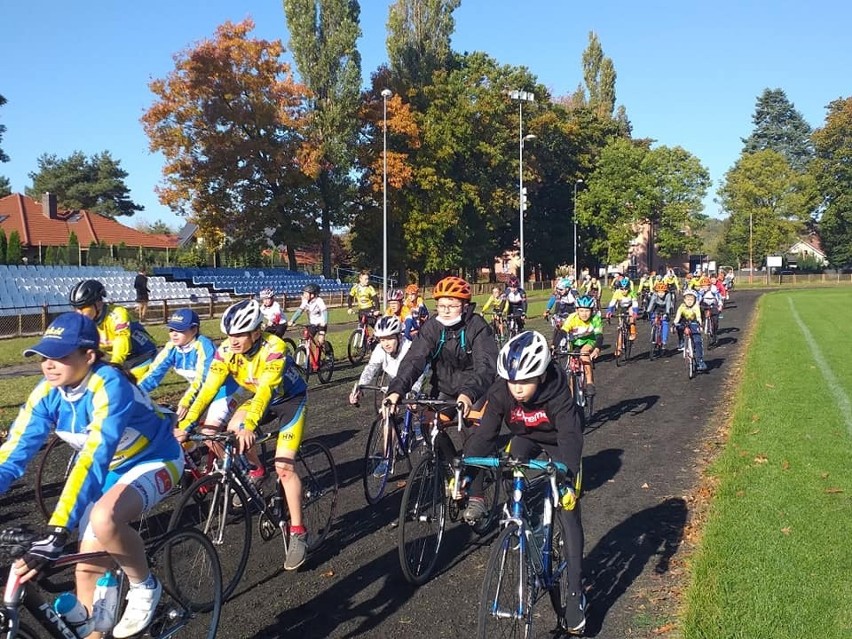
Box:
[465,362,583,480]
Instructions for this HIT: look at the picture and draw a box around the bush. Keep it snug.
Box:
[796,253,824,274]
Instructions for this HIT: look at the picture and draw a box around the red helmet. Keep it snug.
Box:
[387,289,404,302]
[405,284,419,295]
[432,276,472,301]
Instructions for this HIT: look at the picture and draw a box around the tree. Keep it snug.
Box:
[0,176,10,197]
[581,32,617,120]
[26,151,144,218]
[742,88,814,173]
[137,220,175,235]
[284,0,363,278]
[67,231,80,266]
[811,97,852,266]
[717,149,817,268]
[0,228,6,264]
[0,94,9,164]
[386,0,460,100]
[142,19,315,270]
[6,230,22,264]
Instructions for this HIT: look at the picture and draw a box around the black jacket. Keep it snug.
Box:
[465,362,583,480]
[388,305,497,402]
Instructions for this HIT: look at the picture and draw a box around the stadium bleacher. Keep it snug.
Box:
[154,267,350,297]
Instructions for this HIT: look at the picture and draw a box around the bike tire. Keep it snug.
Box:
[282,337,298,356]
[294,344,311,380]
[317,342,335,384]
[167,474,251,602]
[347,329,367,365]
[34,436,78,521]
[477,522,534,639]
[152,527,222,639]
[470,467,502,536]
[686,341,695,380]
[615,329,625,367]
[298,440,338,552]
[548,522,572,633]
[398,455,446,586]
[363,416,392,505]
[623,327,633,363]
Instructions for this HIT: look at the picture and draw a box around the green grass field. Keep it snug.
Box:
[681,288,852,638]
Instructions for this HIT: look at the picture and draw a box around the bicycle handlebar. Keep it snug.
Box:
[0,527,40,560]
[358,384,388,393]
[383,397,465,430]
[460,456,568,475]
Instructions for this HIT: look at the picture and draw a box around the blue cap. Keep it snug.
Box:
[24,313,100,359]
[167,309,200,332]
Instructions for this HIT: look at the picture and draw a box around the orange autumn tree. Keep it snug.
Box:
[141,19,315,268]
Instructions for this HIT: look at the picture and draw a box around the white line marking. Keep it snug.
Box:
[788,298,852,435]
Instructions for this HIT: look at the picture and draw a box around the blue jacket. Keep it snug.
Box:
[138,335,217,410]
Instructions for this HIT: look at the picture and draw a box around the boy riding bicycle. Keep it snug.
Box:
[555,295,603,396]
[463,331,587,635]
[177,299,310,570]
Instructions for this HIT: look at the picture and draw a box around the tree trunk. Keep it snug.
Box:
[287,245,298,271]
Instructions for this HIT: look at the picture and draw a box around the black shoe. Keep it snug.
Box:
[585,383,596,397]
[562,591,587,635]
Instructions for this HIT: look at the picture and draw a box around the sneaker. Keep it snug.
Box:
[284,531,308,571]
[585,383,596,397]
[373,459,389,478]
[677,341,684,352]
[112,576,162,638]
[463,497,488,525]
[562,591,587,635]
[697,360,708,372]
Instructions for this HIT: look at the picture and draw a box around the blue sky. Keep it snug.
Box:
[1,0,850,229]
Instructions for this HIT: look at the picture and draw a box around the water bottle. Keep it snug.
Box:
[92,570,120,632]
[53,592,93,637]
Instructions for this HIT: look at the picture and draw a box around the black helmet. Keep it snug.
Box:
[69,280,106,308]
[303,283,320,295]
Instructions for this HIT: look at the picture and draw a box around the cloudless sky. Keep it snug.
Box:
[1,0,850,230]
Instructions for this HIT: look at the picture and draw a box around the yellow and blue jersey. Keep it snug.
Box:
[138,335,218,410]
[674,303,702,323]
[0,362,179,530]
[98,305,157,366]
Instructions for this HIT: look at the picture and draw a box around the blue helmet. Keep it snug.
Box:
[576,295,595,309]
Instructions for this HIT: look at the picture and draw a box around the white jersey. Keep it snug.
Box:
[260,301,282,326]
[299,296,328,326]
[699,286,723,310]
[357,339,424,394]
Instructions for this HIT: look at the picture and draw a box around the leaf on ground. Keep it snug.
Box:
[321,570,335,578]
[824,487,843,494]
[653,623,677,634]
[764,383,775,388]
[750,414,760,422]
[735,490,746,497]
[781,460,790,470]
[754,455,768,464]
[781,527,792,535]
[641,482,650,489]
[820,472,830,479]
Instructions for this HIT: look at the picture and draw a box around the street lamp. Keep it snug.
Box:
[381,88,392,309]
[510,90,535,286]
[749,211,753,284]
[573,179,584,278]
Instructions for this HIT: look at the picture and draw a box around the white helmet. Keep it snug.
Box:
[497,331,551,381]
[374,314,402,337]
[220,299,263,335]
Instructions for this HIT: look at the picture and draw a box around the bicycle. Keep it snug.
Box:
[490,313,507,347]
[0,525,222,639]
[683,324,698,379]
[462,455,575,638]
[292,324,334,384]
[612,309,634,366]
[395,398,501,586]
[168,419,338,600]
[565,351,594,421]
[347,312,378,365]
[264,321,298,356]
[505,312,523,340]
[358,384,426,506]
[649,309,669,360]
[701,305,718,351]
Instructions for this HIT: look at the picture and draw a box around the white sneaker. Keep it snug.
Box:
[112,576,162,638]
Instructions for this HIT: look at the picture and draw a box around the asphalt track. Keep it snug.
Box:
[0,290,759,638]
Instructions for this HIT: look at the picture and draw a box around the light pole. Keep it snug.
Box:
[749,211,754,284]
[573,179,583,278]
[510,90,535,286]
[381,88,392,309]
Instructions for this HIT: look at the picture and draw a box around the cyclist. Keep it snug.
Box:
[385,288,405,318]
[697,275,723,337]
[403,305,429,342]
[662,267,680,316]
[544,277,578,350]
[482,285,508,341]
[138,308,233,422]
[289,283,329,358]
[177,299,310,570]
[645,281,672,352]
[462,331,587,634]
[605,279,639,347]
[347,270,381,327]
[401,283,426,320]
[674,289,707,371]
[583,276,602,309]
[504,275,528,333]
[384,276,498,462]
[69,279,157,380]
[710,274,727,305]
[555,295,603,396]
[259,288,287,338]
[0,312,183,637]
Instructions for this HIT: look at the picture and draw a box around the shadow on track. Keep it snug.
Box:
[583,497,688,636]
[582,448,624,494]
[586,395,659,434]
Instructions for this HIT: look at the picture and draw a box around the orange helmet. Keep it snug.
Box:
[698,276,711,287]
[653,281,668,294]
[432,276,472,301]
[405,284,419,295]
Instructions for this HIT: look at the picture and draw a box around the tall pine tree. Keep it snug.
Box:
[742,88,814,173]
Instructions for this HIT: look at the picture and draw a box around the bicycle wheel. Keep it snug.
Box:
[282,337,298,356]
[649,323,659,359]
[317,342,335,384]
[398,455,446,585]
[151,527,222,639]
[477,522,534,639]
[294,344,310,379]
[168,474,251,602]
[347,329,367,364]
[34,436,77,521]
[583,373,595,422]
[471,467,502,536]
[623,326,633,363]
[686,340,695,380]
[615,328,625,367]
[572,371,586,410]
[548,522,572,633]
[703,317,712,353]
[363,416,392,505]
[298,440,338,552]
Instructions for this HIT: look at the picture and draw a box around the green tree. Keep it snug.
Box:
[0,228,6,264]
[6,230,22,264]
[0,176,10,197]
[386,0,460,101]
[581,32,617,120]
[284,0,363,278]
[137,220,175,235]
[67,231,80,266]
[717,149,817,268]
[26,151,143,217]
[0,94,9,164]
[742,88,814,173]
[811,97,852,266]
[43,245,56,265]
